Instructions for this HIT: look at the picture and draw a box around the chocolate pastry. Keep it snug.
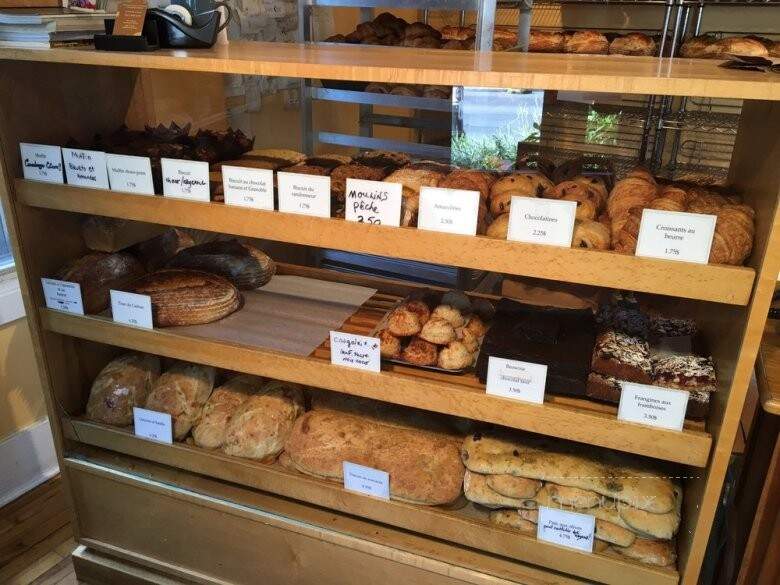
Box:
[476,298,596,396]
[591,330,652,384]
[166,240,275,290]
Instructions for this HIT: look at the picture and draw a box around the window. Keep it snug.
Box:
[0,207,14,270]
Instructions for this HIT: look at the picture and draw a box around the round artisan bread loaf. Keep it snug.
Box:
[192,374,263,449]
[166,239,275,290]
[86,353,161,426]
[56,252,145,314]
[131,269,242,327]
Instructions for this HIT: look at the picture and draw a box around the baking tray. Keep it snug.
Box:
[372,289,495,375]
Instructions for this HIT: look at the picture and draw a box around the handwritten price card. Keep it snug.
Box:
[62,148,109,189]
[20,143,63,183]
[329,331,380,372]
[161,158,210,201]
[345,178,402,226]
[537,506,595,552]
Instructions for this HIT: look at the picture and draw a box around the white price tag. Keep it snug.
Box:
[62,148,109,189]
[537,506,595,553]
[133,407,173,444]
[345,178,403,227]
[507,197,577,247]
[617,382,689,431]
[329,331,380,372]
[343,461,390,500]
[486,357,547,404]
[635,209,716,264]
[161,158,210,201]
[20,143,63,183]
[222,165,275,210]
[277,172,331,217]
[107,154,155,195]
[41,278,84,315]
[417,186,480,235]
[110,290,153,329]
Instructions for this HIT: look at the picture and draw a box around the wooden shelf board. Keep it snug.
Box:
[15,179,756,306]
[757,320,780,415]
[61,418,680,585]
[0,42,779,100]
[40,302,711,467]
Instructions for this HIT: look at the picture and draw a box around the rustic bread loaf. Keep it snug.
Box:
[145,362,216,439]
[85,353,161,426]
[284,410,465,505]
[56,252,145,314]
[166,240,275,290]
[131,269,241,327]
[610,536,677,567]
[222,380,304,461]
[461,431,678,514]
[464,470,537,509]
[191,374,262,449]
[132,228,196,272]
[81,217,167,253]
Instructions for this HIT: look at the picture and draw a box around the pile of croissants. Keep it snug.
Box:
[483,167,754,265]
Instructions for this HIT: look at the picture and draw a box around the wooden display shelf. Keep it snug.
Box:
[1,42,779,100]
[15,179,756,305]
[61,418,680,585]
[37,264,712,467]
[757,319,780,415]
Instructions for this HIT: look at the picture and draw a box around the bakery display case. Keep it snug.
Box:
[0,42,779,585]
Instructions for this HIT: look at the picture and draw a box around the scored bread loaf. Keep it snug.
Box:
[222,380,304,461]
[191,374,262,449]
[85,353,161,426]
[461,431,678,514]
[131,269,242,327]
[284,409,465,505]
[166,240,276,290]
[56,252,145,314]
[145,362,216,439]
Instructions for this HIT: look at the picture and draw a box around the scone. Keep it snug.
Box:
[431,304,465,328]
[402,337,438,366]
[464,314,488,337]
[405,300,431,325]
[438,341,473,370]
[419,318,457,345]
[379,329,402,358]
[387,306,422,336]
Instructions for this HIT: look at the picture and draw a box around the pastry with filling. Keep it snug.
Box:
[591,329,653,383]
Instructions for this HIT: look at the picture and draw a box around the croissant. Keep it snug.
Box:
[658,184,692,207]
[607,177,658,222]
[687,188,728,214]
[649,196,687,213]
[572,220,611,250]
[612,207,644,255]
[709,204,755,265]
[625,167,656,184]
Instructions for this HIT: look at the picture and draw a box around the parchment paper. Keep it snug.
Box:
[170,275,377,356]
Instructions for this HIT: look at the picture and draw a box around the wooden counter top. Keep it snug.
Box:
[758,319,780,415]
[1,41,779,100]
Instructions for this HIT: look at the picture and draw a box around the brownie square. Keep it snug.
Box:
[476,299,596,397]
[591,330,652,384]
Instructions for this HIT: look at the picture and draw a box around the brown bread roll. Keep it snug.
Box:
[704,36,768,59]
[85,353,161,426]
[680,34,715,58]
[191,374,262,449]
[56,252,145,314]
[440,25,474,41]
[564,30,609,54]
[464,470,536,509]
[485,474,543,499]
[222,380,304,461]
[284,409,465,505]
[166,240,275,290]
[131,269,242,327]
[609,33,656,56]
[145,361,216,440]
[611,537,677,567]
[133,228,195,272]
[528,30,565,53]
[709,204,755,265]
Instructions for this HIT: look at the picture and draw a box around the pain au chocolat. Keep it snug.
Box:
[131,269,242,327]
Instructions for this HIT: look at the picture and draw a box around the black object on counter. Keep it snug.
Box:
[475,298,596,397]
[94,17,160,52]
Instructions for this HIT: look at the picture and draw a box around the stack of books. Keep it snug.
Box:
[0,7,111,48]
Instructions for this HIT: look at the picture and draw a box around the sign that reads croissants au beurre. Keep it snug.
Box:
[417,186,480,235]
[635,209,716,264]
[160,158,210,202]
[507,196,577,247]
[345,178,402,226]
